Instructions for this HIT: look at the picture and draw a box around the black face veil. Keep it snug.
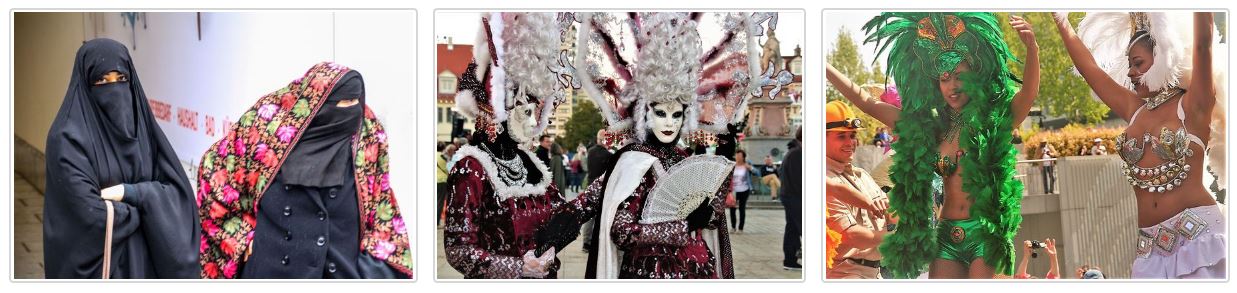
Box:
[43,38,198,279]
[279,70,366,187]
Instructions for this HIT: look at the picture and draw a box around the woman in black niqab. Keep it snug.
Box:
[43,38,199,279]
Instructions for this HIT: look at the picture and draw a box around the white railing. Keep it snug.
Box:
[1016,158,1059,196]
[1013,155,1137,278]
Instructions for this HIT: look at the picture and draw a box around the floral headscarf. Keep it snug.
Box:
[196,62,412,278]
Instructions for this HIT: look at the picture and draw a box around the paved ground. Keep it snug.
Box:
[435,190,802,279]
[13,175,45,279]
[15,175,802,280]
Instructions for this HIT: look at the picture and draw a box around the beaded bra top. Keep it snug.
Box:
[1115,96,1206,193]
[934,150,964,177]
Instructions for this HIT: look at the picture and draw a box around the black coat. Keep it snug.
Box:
[585,145,612,183]
[241,171,401,278]
[779,145,802,201]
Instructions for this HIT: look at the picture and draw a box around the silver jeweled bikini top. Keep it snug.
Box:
[1115,97,1206,193]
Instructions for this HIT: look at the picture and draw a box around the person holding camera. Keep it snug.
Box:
[1014,238,1060,279]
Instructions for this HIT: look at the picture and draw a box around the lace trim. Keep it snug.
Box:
[455,145,552,201]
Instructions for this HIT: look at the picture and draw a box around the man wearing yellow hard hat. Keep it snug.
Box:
[825,101,893,279]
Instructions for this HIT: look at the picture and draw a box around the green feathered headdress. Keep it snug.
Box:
[863,12,1024,278]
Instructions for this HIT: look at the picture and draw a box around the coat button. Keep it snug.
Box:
[316,236,326,246]
[284,231,292,241]
[283,206,292,216]
[285,185,291,191]
[327,262,337,273]
[281,255,290,265]
[329,189,337,199]
[318,211,326,221]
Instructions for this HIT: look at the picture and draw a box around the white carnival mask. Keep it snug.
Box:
[506,102,539,146]
[649,102,685,144]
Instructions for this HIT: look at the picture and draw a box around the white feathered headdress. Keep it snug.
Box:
[454,12,578,143]
[574,12,791,144]
[1077,12,1192,94]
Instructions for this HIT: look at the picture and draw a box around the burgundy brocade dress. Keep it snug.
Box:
[444,145,597,279]
[610,145,732,279]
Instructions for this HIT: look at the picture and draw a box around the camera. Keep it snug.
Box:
[1029,240,1047,249]
[1029,240,1046,258]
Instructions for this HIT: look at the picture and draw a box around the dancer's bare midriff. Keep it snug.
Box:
[938,139,973,220]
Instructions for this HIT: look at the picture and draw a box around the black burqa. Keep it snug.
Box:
[43,38,199,279]
[280,71,365,188]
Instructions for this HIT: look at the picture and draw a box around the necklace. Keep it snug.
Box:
[481,143,529,187]
[934,108,964,177]
[1143,87,1185,110]
[941,108,962,144]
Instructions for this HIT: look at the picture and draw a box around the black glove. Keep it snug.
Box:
[727,113,749,135]
[686,200,714,231]
[716,114,749,159]
[535,211,580,255]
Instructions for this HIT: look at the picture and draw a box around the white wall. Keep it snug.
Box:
[13,11,418,260]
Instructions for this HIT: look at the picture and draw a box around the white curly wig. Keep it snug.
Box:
[575,12,781,145]
[454,12,564,139]
[626,13,703,143]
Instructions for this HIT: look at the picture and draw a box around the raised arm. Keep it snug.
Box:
[1186,12,1215,115]
[1045,238,1061,279]
[1010,15,1041,126]
[1051,12,1140,121]
[826,63,901,127]
[1016,240,1032,278]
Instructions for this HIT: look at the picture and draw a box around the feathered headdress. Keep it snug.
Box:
[864,12,1023,278]
[454,12,578,144]
[1076,12,1191,94]
[1076,12,1227,189]
[574,12,790,144]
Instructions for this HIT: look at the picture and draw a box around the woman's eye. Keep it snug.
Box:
[654,110,666,117]
[672,111,683,118]
[336,99,360,107]
[94,72,127,85]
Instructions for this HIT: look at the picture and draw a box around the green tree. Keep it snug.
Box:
[996,12,1110,125]
[826,26,886,142]
[826,26,869,103]
[560,98,605,152]
[870,61,886,83]
[1216,12,1227,43]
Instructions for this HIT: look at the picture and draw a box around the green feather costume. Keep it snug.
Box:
[862,12,1023,278]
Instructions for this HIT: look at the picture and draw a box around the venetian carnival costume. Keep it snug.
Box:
[574,12,790,279]
[1071,12,1227,278]
[196,62,412,278]
[443,12,594,279]
[863,13,1025,278]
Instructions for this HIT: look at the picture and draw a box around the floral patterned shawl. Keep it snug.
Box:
[196,62,412,278]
